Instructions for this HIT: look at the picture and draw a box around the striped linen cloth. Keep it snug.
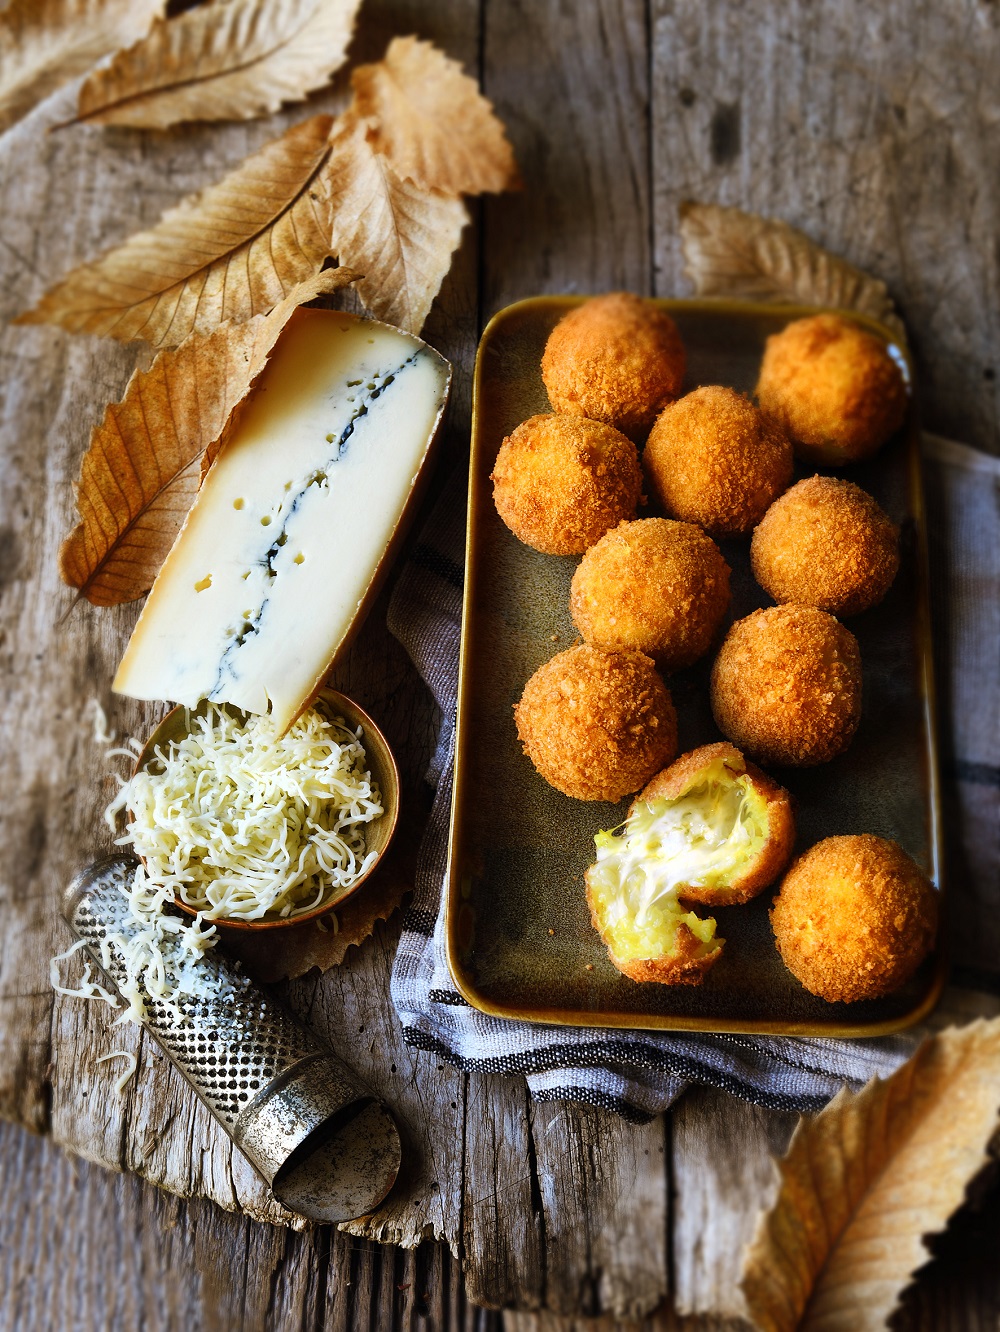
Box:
[387,438,999,1121]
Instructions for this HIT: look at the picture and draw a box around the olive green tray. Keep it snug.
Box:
[444,296,945,1036]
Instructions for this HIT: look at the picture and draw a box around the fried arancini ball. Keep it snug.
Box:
[756,314,908,465]
[570,518,731,671]
[491,413,641,555]
[710,606,862,766]
[514,645,677,802]
[770,835,938,1002]
[751,476,900,616]
[541,292,686,439]
[643,386,794,537]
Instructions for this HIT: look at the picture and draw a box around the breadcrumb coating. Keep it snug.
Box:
[514,645,677,802]
[644,386,793,537]
[541,292,686,439]
[491,413,641,555]
[710,606,862,766]
[751,475,900,616]
[637,742,796,906]
[595,925,720,987]
[770,834,938,1002]
[570,518,731,671]
[756,313,908,465]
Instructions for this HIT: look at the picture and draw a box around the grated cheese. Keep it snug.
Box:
[50,937,120,1008]
[107,701,383,923]
[50,871,230,1026]
[95,1050,139,1095]
[86,696,117,746]
[101,865,227,1023]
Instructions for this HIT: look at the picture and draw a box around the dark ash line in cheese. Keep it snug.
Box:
[207,352,421,703]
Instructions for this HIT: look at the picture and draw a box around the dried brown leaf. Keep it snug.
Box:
[60,268,357,606]
[73,0,360,130]
[0,0,163,134]
[17,114,338,346]
[741,1018,1000,1331]
[680,201,906,343]
[351,35,519,195]
[322,112,468,335]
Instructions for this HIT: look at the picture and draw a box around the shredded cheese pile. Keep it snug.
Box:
[107,702,383,922]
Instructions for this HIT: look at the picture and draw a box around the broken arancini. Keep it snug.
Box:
[756,313,908,465]
[751,475,900,616]
[583,742,795,986]
[541,292,686,439]
[514,645,677,802]
[710,605,862,767]
[569,518,731,671]
[491,412,641,555]
[770,834,938,1002]
[643,386,794,538]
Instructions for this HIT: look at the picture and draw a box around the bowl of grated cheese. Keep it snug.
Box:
[113,689,399,929]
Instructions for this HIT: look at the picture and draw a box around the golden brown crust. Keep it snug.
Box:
[569,518,731,671]
[751,475,900,616]
[770,834,938,1002]
[491,412,641,555]
[643,386,794,537]
[541,292,686,439]
[635,739,748,802]
[755,314,908,465]
[584,868,721,986]
[634,742,796,906]
[514,645,677,802]
[710,606,862,767]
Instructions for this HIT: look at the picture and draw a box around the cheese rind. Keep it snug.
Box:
[114,310,451,729]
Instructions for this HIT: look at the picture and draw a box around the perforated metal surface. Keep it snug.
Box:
[64,856,319,1131]
[61,856,401,1222]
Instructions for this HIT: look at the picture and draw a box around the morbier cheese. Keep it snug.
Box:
[113,309,451,730]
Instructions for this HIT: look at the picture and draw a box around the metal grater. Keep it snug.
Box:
[63,855,401,1223]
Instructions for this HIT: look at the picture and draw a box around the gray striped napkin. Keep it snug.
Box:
[387,438,999,1121]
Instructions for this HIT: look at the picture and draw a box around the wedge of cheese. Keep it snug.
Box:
[114,309,451,731]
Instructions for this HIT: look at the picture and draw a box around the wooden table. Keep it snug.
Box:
[2,2,999,1327]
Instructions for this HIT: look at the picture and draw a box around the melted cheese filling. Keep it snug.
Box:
[589,763,768,963]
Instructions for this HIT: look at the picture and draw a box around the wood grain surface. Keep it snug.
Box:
[2,1,999,1328]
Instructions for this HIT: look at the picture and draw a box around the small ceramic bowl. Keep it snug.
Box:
[133,688,400,930]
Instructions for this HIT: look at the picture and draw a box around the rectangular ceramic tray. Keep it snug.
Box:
[445,296,945,1036]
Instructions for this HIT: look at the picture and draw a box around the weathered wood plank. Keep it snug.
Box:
[473,2,668,1319]
[0,1117,501,1332]
[289,907,467,1249]
[649,0,1000,454]
[503,1313,741,1332]
[0,0,479,1243]
[482,0,653,312]
[648,1,1000,1313]
[529,1102,668,1321]
[0,74,171,1134]
[461,1075,547,1312]
[6,1111,1000,1330]
[670,1090,795,1320]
